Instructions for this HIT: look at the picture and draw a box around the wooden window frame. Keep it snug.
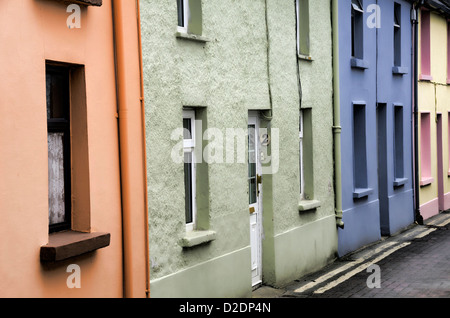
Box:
[47,64,72,233]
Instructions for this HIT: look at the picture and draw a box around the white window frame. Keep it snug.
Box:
[183,110,197,231]
[299,110,304,199]
[177,0,189,34]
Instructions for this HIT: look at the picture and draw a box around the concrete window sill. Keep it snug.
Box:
[175,32,210,43]
[298,54,313,62]
[393,177,408,187]
[351,58,369,70]
[298,199,321,212]
[353,188,373,199]
[40,231,110,262]
[420,177,434,187]
[392,66,409,75]
[419,74,433,81]
[178,230,216,248]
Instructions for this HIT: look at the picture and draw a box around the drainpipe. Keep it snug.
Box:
[136,0,150,298]
[332,0,344,229]
[112,0,150,298]
[412,1,424,225]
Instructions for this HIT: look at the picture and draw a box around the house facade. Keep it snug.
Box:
[334,0,415,256]
[141,0,337,298]
[0,0,148,297]
[417,0,450,220]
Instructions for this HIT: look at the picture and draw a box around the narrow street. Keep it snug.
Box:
[254,212,450,298]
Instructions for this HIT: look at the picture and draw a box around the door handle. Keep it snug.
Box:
[257,175,262,196]
[249,206,255,214]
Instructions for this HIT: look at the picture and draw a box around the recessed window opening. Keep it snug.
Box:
[351,0,364,59]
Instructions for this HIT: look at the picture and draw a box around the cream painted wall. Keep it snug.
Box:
[418,10,450,217]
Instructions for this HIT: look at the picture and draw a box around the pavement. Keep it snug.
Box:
[252,211,450,298]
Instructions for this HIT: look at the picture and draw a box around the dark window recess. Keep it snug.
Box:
[353,104,368,191]
[177,0,185,27]
[394,105,404,180]
[47,65,71,233]
[184,152,194,225]
[351,0,364,59]
[394,3,402,66]
[183,118,192,139]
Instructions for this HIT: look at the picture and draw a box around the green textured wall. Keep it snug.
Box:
[141,0,337,297]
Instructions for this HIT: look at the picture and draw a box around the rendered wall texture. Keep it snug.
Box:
[0,0,124,297]
[418,10,450,219]
[337,0,414,257]
[141,0,337,296]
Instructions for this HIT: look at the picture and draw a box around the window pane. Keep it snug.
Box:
[183,118,192,140]
[297,0,310,56]
[249,179,257,205]
[248,125,257,204]
[48,132,66,226]
[184,152,193,224]
[394,3,402,66]
[177,0,184,27]
[46,70,69,120]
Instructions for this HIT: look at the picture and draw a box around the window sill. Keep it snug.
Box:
[393,177,408,187]
[178,230,216,248]
[298,54,314,62]
[420,177,434,187]
[353,188,373,199]
[392,66,409,75]
[419,74,433,81]
[351,58,369,70]
[40,231,110,262]
[298,199,321,212]
[175,32,211,43]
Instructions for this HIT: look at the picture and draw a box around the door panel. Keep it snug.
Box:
[248,114,262,287]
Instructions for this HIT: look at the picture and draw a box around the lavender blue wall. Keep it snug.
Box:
[337,0,414,256]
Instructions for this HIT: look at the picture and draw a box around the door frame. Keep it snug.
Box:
[248,111,263,287]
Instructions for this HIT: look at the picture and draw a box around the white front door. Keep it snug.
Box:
[248,113,262,287]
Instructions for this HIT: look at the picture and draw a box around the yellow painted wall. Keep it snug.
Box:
[418,10,450,218]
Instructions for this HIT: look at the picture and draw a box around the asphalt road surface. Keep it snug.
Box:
[253,212,450,298]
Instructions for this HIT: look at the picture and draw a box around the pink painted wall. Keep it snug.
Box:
[0,0,143,297]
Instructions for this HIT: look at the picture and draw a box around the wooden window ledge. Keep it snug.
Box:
[53,0,102,6]
[40,231,110,262]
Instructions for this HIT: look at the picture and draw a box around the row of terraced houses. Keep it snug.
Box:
[1,0,450,298]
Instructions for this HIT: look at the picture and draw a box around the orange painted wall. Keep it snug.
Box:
[0,0,128,297]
